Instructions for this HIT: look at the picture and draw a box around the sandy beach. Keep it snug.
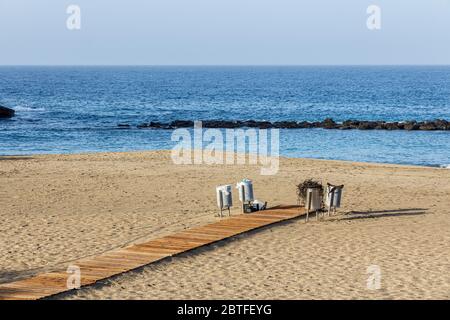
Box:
[0,151,449,299]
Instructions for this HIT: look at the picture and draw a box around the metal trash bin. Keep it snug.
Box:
[216,185,233,217]
[236,179,254,203]
[325,184,344,216]
[236,179,255,213]
[306,188,322,222]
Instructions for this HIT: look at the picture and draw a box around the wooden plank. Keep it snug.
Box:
[164,234,221,244]
[87,258,144,270]
[200,225,249,233]
[220,218,277,226]
[162,236,212,245]
[76,262,130,273]
[131,244,182,254]
[0,289,46,300]
[101,253,159,264]
[181,227,235,237]
[43,272,99,281]
[119,248,171,259]
[0,205,304,300]
[0,283,64,296]
[174,233,225,243]
[76,268,123,279]
[135,244,188,252]
[149,238,205,247]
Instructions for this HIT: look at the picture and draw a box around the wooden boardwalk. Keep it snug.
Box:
[0,205,304,300]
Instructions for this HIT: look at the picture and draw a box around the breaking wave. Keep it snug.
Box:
[13,106,46,112]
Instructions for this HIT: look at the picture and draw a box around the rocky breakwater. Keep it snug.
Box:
[123,118,450,131]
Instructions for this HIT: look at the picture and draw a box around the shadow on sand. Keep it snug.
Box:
[0,270,34,284]
[0,156,34,161]
[342,208,428,220]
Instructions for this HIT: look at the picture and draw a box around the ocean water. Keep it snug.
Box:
[0,66,449,167]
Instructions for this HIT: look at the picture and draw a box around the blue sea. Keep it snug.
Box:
[0,66,449,167]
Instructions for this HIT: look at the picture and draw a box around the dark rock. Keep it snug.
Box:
[374,122,387,130]
[419,121,437,131]
[202,120,218,128]
[226,121,245,128]
[256,121,273,129]
[272,121,299,129]
[358,121,377,130]
[149,121,162,128]
[0,106,15,118]
[403,121,419,131]
[342,120,360,129]
[203,120,237,128]
[297,121,313,128]
[170,120,194,128]
[140,121,171,129]
[433,119,449,130]
[239,120,272,129]
[242,120,260,128]
[384,122,401,130]
[342,120,353,126]
[150,121,173,129]
[320,118,338,129]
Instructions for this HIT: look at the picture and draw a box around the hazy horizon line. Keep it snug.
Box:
[1,64,450,67]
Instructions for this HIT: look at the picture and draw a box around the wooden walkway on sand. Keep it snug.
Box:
[0,205,304,300]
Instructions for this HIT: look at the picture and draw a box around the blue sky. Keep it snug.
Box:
[0,0,449,65]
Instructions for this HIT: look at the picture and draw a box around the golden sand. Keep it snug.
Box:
[0,151,449,299]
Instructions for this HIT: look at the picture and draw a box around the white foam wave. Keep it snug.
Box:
[13,106,46,112]
[440,164,450,169]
